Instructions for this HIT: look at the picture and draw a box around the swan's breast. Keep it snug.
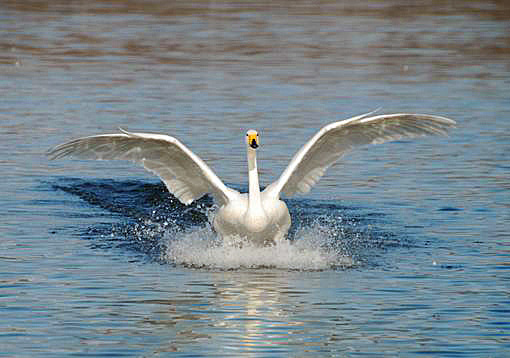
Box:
[212,195,291,245]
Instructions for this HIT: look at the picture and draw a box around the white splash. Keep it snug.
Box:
[163,225,355,270]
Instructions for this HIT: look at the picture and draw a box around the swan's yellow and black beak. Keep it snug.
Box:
[246,130,259,149]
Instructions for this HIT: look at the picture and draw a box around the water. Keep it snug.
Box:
[1,1,509,356]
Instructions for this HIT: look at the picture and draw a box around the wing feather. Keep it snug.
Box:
[265,113,456,198]
[47,130,238,205]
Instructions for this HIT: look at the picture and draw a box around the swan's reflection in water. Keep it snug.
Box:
[217,271,306,352]
[142,270,330,356]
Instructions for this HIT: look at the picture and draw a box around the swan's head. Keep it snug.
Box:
[246,130,259,149]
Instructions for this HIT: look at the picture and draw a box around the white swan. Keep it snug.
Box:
[48,112,455,246]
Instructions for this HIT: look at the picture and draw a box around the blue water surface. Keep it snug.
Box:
[1,1,509,357]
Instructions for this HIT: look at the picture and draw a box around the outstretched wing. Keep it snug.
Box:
[265,112,456,198]
[47,129,238,205]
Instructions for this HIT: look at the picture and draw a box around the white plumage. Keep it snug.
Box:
[48,112,455,246]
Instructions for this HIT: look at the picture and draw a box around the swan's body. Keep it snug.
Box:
[48,112,455,245]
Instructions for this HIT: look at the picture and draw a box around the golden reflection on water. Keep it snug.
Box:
[213,271,307,352]
[132,271,326,354]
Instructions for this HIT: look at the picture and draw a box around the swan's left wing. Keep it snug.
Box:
[47,130,238,206]
[265,112,456,198]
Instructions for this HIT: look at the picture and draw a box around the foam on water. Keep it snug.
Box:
[53,179,384,270]
[163,224,355,270]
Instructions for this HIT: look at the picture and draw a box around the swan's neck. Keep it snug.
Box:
[247,147,262,210]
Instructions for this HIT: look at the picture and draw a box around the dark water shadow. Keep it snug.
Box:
[49,177,407,269]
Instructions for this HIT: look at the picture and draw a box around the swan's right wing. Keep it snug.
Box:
[265,112,456,198]
[47,130,239,206]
